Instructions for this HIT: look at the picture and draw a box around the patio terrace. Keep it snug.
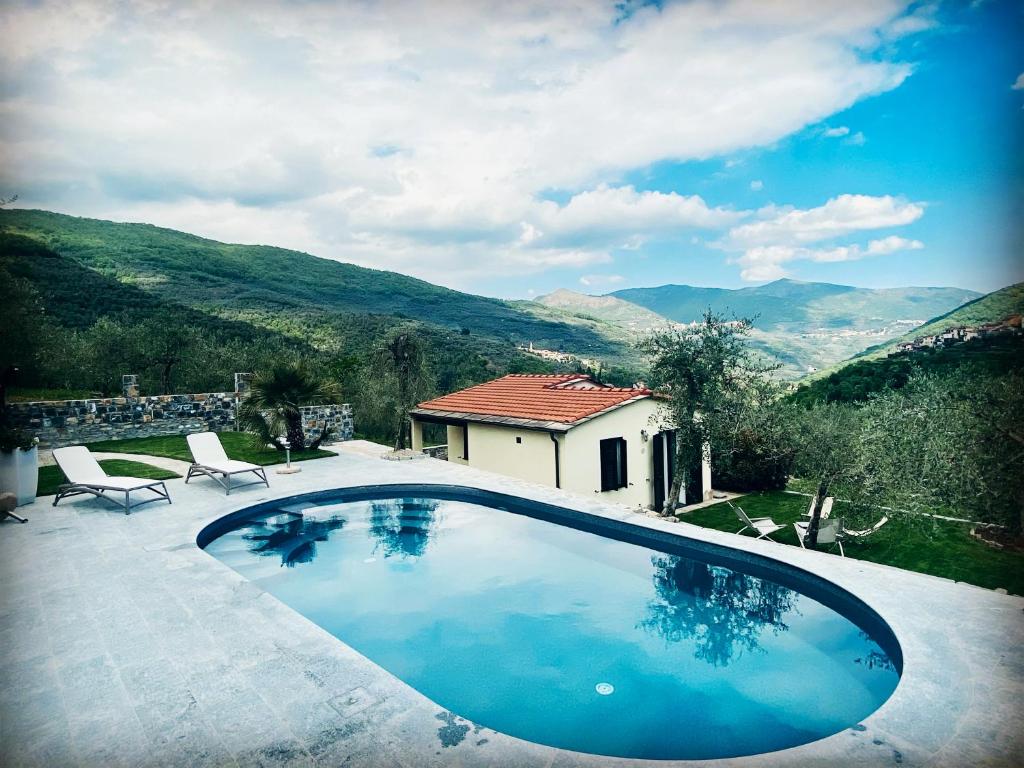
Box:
[1,445,1021,767]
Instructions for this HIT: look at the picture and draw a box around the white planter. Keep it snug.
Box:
[0,446,39,506]
[17,445,38,505]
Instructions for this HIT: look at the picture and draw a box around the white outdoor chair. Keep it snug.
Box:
[729,501,784,541]
[794,518,845,557]
[844,516,890,541]
[185,432,269,495]
[802,495,834,520]
[52,446,172,515]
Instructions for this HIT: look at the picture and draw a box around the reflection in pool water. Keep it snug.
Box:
[204,495,900,760]
[641,555,799,668]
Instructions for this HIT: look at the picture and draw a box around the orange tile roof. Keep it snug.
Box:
[416,374,652,425]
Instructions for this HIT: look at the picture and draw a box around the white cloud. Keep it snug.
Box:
[735,236,924,280]
[1012,73,1024,90]
[866,235,924,255]
[822,126,851,138]
[750,180,764,191]
[884,3,940,38]
[0,0,927,288]
[532,184,740,247]
[725,194,924,249]
[723,195,925,281]
[579,274,625,287]
[845,131,867,146]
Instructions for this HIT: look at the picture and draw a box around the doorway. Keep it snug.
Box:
[652,430,676,512]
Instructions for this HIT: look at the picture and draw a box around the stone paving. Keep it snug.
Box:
[1,447,1022,767]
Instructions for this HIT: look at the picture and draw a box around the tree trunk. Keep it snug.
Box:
[160,361,174,395]
[393,414,407,452]
[806,481,829,549]
[395,370,410,452]
[286,413,305,453]
[663,443,687,516]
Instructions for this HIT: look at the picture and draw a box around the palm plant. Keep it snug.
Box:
[236,363,341,451]
[364,329,434,451]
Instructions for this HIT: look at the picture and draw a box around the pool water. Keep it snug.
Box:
[202,491,900,760]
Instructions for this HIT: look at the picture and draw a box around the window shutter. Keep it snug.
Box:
[618,438,627,489]
[600,439,613,491]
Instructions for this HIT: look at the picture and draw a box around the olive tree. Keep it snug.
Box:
[861,369,1024,535]
[789,402,871,548]
[638,311,777,515]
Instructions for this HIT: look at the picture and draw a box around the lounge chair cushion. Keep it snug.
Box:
[200,458,261,474]
[187,433,261,473]
[88,476,167,491]
[53,447,160,489]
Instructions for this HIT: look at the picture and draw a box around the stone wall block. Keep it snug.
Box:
[7,390,352,449]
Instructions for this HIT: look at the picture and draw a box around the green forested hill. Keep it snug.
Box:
[788,333,1024,404]
[0,208,627,361]
[1,209,652,440]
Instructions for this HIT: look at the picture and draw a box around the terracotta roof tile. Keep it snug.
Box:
[416,374,651,425]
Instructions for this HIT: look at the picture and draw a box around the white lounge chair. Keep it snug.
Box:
[52,446,171,515]
[802,495,834,520]
[185,432,269,495]
[794,518,845,557]
[728,501,784,541]
[844,516,890,541]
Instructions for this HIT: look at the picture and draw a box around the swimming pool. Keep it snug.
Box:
[199,485,901,761]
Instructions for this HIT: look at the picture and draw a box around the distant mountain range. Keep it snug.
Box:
[537,280,982,378]
[1,208,1010,385]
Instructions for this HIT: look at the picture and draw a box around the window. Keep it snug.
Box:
[516,436,522,444]
[599,437,628,491]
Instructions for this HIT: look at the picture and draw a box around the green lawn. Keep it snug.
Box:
[679,491,1024,596]
[86,431,334,465]
[38,459,179,497]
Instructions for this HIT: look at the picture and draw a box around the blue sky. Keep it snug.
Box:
[508,0,1024,298]
[1,0,1021,298]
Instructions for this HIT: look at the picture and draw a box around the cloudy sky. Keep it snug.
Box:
[1,0,1021,297]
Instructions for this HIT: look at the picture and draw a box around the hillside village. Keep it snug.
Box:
[893,314,1022,354]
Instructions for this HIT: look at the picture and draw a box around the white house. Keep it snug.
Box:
[409,373,712,510]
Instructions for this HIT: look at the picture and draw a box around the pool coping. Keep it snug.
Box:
[2,450,1022,767]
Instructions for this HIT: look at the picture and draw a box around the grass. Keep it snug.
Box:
[86,431,334,465]
[679,491,1024,596]
[38,460,179,497]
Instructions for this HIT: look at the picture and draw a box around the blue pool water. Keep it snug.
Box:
[200,486,901,760]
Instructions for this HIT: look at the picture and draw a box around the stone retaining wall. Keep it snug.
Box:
[7,394,353,449]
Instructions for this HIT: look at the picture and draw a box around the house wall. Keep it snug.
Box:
[446,424,469,464]
[413,398,713,509]
[464,423,558,487]
[561,398,672,509]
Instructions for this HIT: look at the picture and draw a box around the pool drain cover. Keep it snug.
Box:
[595,682,614,695]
